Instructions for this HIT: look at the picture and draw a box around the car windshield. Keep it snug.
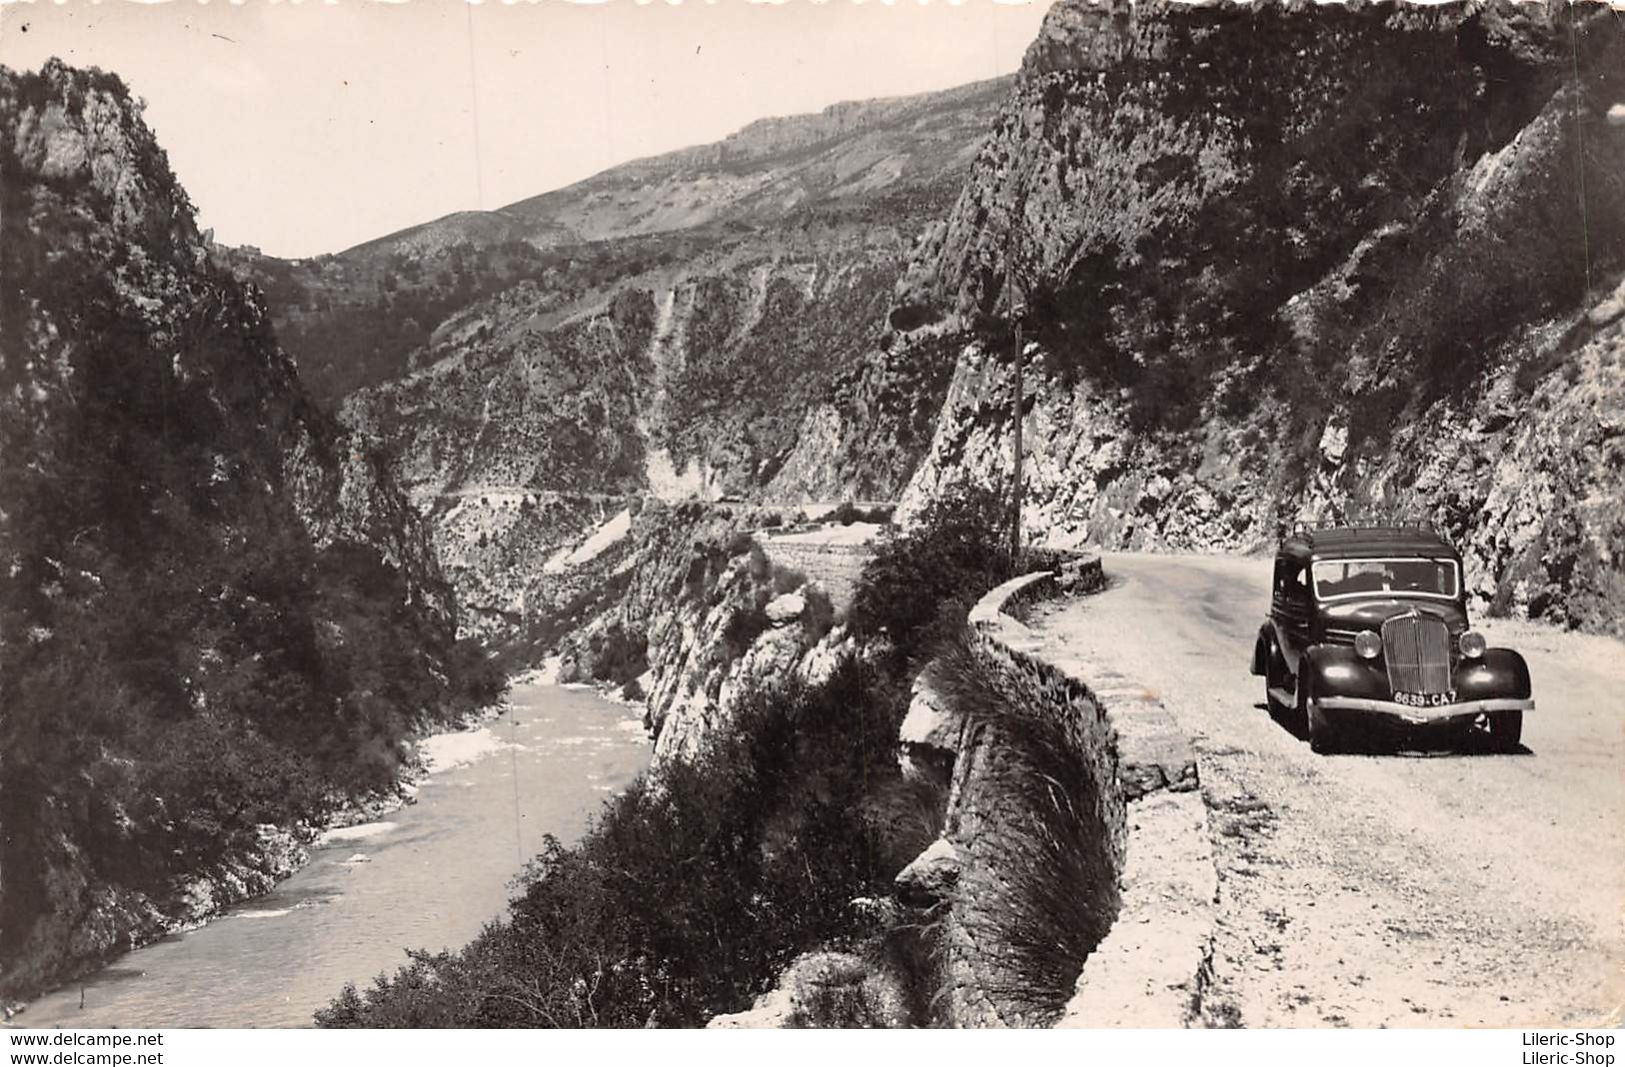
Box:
[1310,557,1459,600]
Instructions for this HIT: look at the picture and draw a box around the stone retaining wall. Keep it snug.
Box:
[757,539,874,611]
[905,560,1216,1027]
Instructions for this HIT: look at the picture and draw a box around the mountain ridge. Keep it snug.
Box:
[330,75,1015,264]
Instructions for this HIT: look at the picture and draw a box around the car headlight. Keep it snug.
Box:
[1459,631,1487,659]
[1354,630,1382,659]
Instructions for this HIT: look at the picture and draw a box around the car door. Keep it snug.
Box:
[1270,558,1313,678]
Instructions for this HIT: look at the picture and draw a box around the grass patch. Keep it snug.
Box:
[927,633,1119,1024]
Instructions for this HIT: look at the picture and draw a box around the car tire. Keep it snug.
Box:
[1486,710,1523,753]
[1264,639,1289,719]
[1303,676,1338,754]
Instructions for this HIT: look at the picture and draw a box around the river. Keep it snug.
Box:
[16,679,651,1028]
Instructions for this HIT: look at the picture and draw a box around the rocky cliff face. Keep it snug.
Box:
[281,81,1011,636]
[889,0,1625,634]
[0,61,480,1000]
[535,502,855,769]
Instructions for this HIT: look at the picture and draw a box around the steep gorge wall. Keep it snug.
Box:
[888,0,1625,635]
[341,235,916,635]
[0,61,472,1001]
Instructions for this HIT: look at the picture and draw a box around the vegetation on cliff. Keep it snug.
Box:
[318,487,1047,1027]
[851,486,1055,665]
[0,61,502,1001]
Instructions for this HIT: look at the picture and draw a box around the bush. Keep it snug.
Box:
[801,585,837,643]
[773,952,911,1028]
[587,623,648,686]
[848,485,1022,665]
[829,501,863,526]
[826,502,895,527]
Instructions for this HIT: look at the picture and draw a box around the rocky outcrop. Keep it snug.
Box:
[707,951,911,1029]
[284,429,456,624]
[538,502,853,767]
[891,0,1625,635]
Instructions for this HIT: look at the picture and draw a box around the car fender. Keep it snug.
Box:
[1251,623,1273,676]
[1456,647,1532,701]
[1301,644,1388,702]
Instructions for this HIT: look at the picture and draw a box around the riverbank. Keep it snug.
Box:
[3,669,627,1026]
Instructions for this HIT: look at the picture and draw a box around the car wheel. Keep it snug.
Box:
[1303,676,1338,754]
[1486,710,1523,753]
[1264,640,1289,718]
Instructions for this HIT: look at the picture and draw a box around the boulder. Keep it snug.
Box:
[894,837,962,908]
[765,591,806,625]
[708,952,910,1029]
[898,668,962,751]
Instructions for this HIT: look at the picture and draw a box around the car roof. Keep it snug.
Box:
[1278,525,1460,562]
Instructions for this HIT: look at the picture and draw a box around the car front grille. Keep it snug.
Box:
[1382,614,1452,694]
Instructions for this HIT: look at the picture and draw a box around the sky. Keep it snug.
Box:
[0,0,1056,258]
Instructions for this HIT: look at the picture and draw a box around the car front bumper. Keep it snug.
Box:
[1312,695,1534,726]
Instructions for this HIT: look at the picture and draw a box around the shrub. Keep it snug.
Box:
[829,501,863,526]
[801,584,837,643]
[825,502,893,526]
[775,952,911,1028]
[587,623,647,686]
[848,484,1021,665]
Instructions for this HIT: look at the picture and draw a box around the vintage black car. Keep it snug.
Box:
[1250,524,1533,753]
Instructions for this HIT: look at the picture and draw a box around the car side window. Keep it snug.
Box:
[1274,561,1308,605]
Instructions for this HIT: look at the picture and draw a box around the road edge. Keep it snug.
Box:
[969,564,1220,1027]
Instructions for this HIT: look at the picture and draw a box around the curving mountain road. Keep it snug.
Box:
[1027,553,1625,1028]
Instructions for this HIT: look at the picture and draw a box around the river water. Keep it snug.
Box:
[16,680,650,1029]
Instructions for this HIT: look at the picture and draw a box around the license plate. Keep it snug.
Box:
[1394,690,1457,708]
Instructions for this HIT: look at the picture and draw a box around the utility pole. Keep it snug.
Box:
[1012,304,1024,562]
[1006,232,1025,563]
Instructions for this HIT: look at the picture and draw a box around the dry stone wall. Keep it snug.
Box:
[757,537,876,611]
[906,561,1217,1027]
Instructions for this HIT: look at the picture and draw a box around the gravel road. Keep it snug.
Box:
[1028,552,1624,1028]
